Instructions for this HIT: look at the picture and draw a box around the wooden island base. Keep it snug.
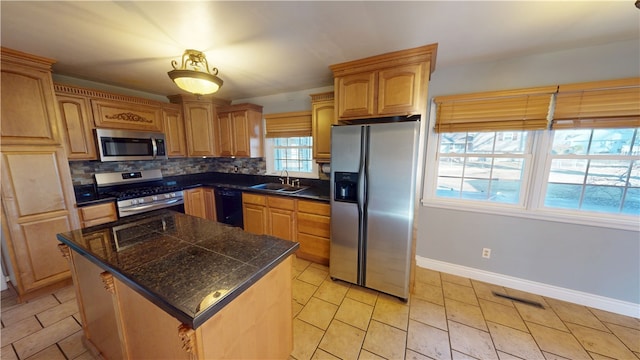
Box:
[63,246,293,360]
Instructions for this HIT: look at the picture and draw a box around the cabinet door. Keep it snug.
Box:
[216,112,234,157]
[312,99,335,163]
[335,72,376,119]
[1,54,61,146]
[184,188,207,219]
[377,63,426,116]
[243,203,267,235]
[217,106,263,158]
[268,208,295,241]
[57,94,97,160]
[162,106,187,158]
[267,196,296,241]
[183,102,217,157]
[231,110,251,157]
[242,193,267,234]
[1,146,79,295]
[203,188,217,221]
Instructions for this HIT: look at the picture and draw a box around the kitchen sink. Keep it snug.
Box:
[250,183,309,194]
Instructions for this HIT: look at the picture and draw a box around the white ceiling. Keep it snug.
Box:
[1,1,638,101]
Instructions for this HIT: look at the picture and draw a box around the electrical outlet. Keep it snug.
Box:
[482,248,491,259]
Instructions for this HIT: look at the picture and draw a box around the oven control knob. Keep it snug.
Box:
[164,193,171,199]
[139,198,145,203]
[152,195,158,201]
[131,199,138,205]
[170,192,176,198]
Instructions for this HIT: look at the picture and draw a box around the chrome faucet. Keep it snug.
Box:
[279,170,290,185]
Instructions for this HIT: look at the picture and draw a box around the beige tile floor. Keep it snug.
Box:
[2,256,639,360]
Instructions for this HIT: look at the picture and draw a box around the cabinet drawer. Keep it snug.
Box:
[297,200,330,216]
[297,233,330,264]
[267,196,295,211]
[297,212,330,238]
[79,202,117,224]
[242,192,266,206]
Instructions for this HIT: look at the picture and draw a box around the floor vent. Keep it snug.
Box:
[491,291,545,309]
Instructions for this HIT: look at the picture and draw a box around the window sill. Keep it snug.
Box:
[420,198,639,232]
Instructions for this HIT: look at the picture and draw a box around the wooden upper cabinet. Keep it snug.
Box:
[1,48,61,145]
[56,94,97,160]
[330,43,438,121]
[162,105,187,158]
[216,103,264,158]
[183,101,217,157]
[92,99,163,132]
[377,63,426,116]
[168,95,231,158]
[310,92,336,163]
[335,72,376,119]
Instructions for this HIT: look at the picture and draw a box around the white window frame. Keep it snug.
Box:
[421,101,639,231]
[265,136,319,179]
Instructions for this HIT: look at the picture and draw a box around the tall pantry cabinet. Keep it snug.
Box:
[1,47,80,301]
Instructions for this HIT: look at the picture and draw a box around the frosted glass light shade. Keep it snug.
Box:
[168,49,223,95]
[169,69,222,95]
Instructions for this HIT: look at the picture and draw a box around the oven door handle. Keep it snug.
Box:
[119,198,182,213]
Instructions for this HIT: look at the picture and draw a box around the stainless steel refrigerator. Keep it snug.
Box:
[330,120,420,300]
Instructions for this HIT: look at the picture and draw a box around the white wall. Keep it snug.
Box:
[418,39,640,316]
[233,85,334,114]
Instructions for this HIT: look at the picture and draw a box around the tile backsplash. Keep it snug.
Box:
[69,157,266,185]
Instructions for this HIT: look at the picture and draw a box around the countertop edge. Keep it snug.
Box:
[56,232,299,329]
[76,180,329,206]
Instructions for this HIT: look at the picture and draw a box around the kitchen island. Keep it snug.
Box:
[56,209,298,359]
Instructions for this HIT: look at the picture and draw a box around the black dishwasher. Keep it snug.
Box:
[214,187,244,228]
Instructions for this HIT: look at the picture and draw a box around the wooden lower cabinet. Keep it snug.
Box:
[78,202,117,228]
[242,193,268,235]
[296,200,331,265]
[1,145,79,300]
[185,187,216,221]
[266,196,296,241]
[203,188,217,221]
[242,193,331,264]
[63,246,293,360]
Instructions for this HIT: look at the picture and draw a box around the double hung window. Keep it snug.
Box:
[264,111,318,179]
[426,78,640,229]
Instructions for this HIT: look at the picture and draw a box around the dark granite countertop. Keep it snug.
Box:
[76,172,329,207]
[56,209,299,329]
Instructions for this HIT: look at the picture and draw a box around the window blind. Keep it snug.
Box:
[552,77,640,130]
[433,86,558,133]
[264,111,312,138]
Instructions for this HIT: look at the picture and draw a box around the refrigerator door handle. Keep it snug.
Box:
[357,126,368,285]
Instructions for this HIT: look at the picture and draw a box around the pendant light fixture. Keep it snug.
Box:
[168,49,223,95]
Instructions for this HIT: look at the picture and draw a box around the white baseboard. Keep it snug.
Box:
[416,256,640,319]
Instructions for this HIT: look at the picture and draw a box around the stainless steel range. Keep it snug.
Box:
[95,169,184,217]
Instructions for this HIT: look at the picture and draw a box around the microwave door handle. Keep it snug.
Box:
[151,137,158,159]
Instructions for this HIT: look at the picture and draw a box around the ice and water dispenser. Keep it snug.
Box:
[334,172,358,202]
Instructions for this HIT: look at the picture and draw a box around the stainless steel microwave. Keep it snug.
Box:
[96,129,167,162]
